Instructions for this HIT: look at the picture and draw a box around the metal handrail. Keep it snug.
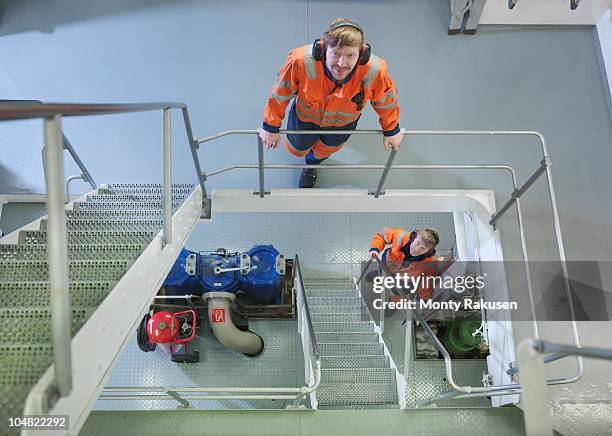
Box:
[533,339,612,361]
[0,101,186,120]
[0,101,205,197]
[2,100,97,190]
[293,254,323,397]
[65,174,85,201]
[62,134,96,190]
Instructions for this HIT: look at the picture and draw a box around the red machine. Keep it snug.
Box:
[137,310,200,363]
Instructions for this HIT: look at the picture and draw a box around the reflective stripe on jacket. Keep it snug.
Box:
[263,45,400,131]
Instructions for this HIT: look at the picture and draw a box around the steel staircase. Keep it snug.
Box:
[0,183,200,434]
[303,276,399,409]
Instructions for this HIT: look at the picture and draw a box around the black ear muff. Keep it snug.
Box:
[359,42,371,65]
[312,39,324,61]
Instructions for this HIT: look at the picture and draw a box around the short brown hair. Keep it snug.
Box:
[421,228,440,249]
[323,18,363,49]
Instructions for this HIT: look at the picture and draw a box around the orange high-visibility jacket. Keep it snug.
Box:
[370,227,439,299]
[263,45,400,132]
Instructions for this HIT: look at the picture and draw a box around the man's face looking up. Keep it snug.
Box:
[325,45,361,81]
[410,235,432,257]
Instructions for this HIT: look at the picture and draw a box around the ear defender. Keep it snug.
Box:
[312,19,371,65]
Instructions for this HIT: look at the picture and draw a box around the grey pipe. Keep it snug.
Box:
[204,292,264,356]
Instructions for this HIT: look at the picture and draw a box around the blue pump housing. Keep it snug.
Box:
[199,253,240,294]
[239,245,282,304]
[163,245,283,304]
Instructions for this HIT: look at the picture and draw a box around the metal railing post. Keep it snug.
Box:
[180,107,207,199]
[257,136,265,198]
[517,339,554,436]
[43,114,73,398]
[542,145,584,382]
[371,149,397,197]
[489,158,549,228]
[162,108,172,247]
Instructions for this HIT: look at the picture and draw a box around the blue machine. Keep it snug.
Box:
[163,245,284,304]
[238,245,284,304]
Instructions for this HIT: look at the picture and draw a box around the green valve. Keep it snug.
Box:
[444,320,482,354]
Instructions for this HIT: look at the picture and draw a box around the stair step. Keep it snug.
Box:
[321,355,389,369]
[311,313,368,323]
[65,210,164,220]
[102,183,193,195]
[308,296,362,306]
[40,219,162,231]
[87,194,189,203]
[0,308,93,343]
[0,259,133,282]
[316,332,379,344]
[319,343,384,356]
[74,201,181,211]
[306,289,359,298]
[0,344,54,385]
[312,321,374,333]
[18,230,156,245]
[316,381,396,407]
[0,281,115,307]
[304,280,354,290]
[309,304,365,314]
[320,368,394,384]
[0,244,145,261]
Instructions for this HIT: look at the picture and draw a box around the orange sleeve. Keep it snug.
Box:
[386,228,405,271]
[369,59,400,132]
[370,231,387,253]
[262,49,301,130]
[369,227,405,271]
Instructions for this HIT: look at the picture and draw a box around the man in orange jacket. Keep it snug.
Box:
[258,18,404,188]
[369,227,440,300]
